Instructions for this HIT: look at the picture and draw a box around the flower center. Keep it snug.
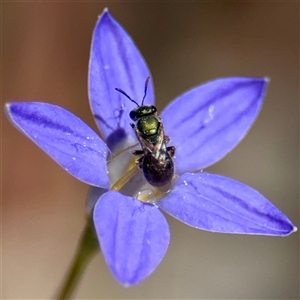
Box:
[107,144,168,203]
[110,158,138,191]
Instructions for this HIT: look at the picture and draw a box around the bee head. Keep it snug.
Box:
[129,105,157,121]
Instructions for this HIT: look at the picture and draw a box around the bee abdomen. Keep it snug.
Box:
[142,154,174,187]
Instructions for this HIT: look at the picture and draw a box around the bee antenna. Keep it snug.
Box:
[141,76,150,105]
[115,88,139,107]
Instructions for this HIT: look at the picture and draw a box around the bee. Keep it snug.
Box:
[115,77,175,188]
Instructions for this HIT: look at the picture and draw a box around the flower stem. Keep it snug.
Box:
[55,218,99,300]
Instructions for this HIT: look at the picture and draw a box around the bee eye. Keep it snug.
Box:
[129,110,137,121]
[151,106,157,113]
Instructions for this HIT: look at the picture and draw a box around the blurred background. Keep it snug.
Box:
[2,2,299,299]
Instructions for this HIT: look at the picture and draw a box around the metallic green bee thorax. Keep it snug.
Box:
[137,116,159,136]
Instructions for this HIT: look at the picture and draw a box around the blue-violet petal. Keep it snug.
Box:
[93,191,170,286]
[159,172,296,236]
[88,9,154,151]
[161,77,268,174]
[5,102,110,188]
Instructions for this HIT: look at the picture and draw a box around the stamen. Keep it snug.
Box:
[111,163,139,191]
[107,143,138,161]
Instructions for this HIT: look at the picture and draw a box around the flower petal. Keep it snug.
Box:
[161,77,268,173]
[88,9,154,152]
[159,173,296,236]
[93,191,170,286]
[5,102,110,188]
[86,186,107,215]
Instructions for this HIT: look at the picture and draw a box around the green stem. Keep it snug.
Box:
[55,219,99,300]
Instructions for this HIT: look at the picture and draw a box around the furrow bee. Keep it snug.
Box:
[115,77,175,188]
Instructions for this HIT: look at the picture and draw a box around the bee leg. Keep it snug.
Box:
[133,150,144,156]
[130,123,135,129]
[167,146,176,157]
[133,150,144,169]
[164,135,170,144]
[135,155,144,169]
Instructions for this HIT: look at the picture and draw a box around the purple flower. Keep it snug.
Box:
[5,9,296,287]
